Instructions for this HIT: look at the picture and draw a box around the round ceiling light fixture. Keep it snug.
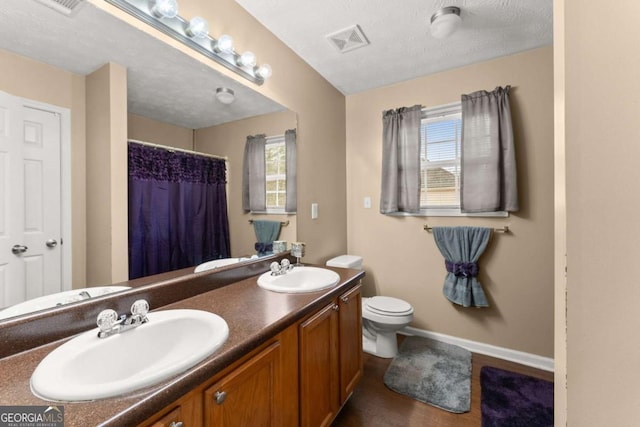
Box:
[215,87,235,105]
[430,6,461,39]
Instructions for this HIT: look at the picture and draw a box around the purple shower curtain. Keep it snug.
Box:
[128,142,230,279]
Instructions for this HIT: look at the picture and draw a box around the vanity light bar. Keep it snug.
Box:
[104,0,268,85]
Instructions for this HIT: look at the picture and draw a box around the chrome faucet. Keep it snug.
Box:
[270,259,293,276]
[96,299,149,338]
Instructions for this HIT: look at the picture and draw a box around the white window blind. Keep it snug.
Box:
[265,136,286,211]
[420,104,462,210]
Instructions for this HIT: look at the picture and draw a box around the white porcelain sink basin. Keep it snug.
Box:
[257,266,340,293]
[31,309,229,401]
[194,257,245,272]
[0,286,131,320]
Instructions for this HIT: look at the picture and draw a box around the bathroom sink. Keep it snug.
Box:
[194,257,247,272]
[31,309,229,401]
[257,266,340,293]
[0,286,131,320]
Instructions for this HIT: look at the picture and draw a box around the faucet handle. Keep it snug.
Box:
[270,261,281,275]
[280,258,291,270]
[130,299,149,316]
[97,309,119,332]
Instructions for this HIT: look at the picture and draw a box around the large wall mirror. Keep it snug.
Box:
[0,0,297,321]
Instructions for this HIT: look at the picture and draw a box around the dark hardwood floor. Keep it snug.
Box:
[332,339,554,427]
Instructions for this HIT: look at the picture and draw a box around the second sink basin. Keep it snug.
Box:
[31,309,229,401]
[257,266,340,293]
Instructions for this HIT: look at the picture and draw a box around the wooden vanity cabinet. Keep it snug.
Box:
[141,281,362,427]
[299,284,363,427]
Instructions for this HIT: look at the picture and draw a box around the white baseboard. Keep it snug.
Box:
[401,326,554,372]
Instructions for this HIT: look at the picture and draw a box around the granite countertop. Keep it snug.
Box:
[0,266,364,426]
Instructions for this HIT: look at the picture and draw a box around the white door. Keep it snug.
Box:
[0,91,62,308]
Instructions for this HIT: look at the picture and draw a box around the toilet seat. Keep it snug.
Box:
[364,296,414,317]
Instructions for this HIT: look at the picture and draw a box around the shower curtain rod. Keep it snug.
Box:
[249,219,290,226]
[128,139,228,161]
[423,224,510,233]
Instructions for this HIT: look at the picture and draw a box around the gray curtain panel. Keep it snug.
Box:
[432,226,492,308]
[242,134,266,211]
[285,129,297,213]
[460,86,518,213]
[380,105,423,214]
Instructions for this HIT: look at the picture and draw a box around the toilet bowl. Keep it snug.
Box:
[325,255,414,359]
[362,296,414,358]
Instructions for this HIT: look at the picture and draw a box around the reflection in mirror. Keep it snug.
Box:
[0,286,131,321]
[0,0,297,321]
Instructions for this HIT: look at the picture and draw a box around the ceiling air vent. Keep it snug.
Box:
[33,0,85,16]
[326,25,370,53]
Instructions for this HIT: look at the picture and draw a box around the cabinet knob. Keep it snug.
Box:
[214,390,227,405]
[169,422,183,427]
[332,304,339,311]
[341,295,349,304]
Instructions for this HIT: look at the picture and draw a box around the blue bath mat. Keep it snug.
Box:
[383,336,472,413]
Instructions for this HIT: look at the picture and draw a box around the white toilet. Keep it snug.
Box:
[326,255,414,359]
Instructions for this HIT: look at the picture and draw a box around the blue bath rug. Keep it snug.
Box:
[383,336,472,413]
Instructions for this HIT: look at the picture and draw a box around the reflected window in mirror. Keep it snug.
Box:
[243,129,297,214]
[265,136,286,212]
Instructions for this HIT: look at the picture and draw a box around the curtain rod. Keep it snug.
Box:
[249,219,290,226]
[423,224,510,233]
[128,139,228,161]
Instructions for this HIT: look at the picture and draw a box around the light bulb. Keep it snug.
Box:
[186,16,209,38]
[255,64,272,79]
[236,51,256,68]
[214,34,234,53]
[151,0,178,18]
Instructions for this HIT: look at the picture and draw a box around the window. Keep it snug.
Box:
[265,136,286,211]
[419,103,506,217]
[420,103,462,211]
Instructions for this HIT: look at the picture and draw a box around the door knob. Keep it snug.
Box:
[11,245,28,255]
[46,239,58,248]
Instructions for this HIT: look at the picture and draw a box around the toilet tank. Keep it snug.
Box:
[326,255,363,270]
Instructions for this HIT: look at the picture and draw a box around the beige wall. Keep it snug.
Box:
[346,47,554,358]
[553,0,567,423]
[195,111,297,257]
[0,49,87,288]
[128,113,194,150]
[93,0,348,265]
[562,0,640,425]
[85,63,129,285]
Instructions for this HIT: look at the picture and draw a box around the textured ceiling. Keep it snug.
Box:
[0,0,285,129]
[235,0,553,95]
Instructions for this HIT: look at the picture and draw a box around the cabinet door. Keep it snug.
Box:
[204,341,281,427]
[139,389,201,427]
[299,302,339,427]
[148,407,182,427]
[338,284,363,404]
